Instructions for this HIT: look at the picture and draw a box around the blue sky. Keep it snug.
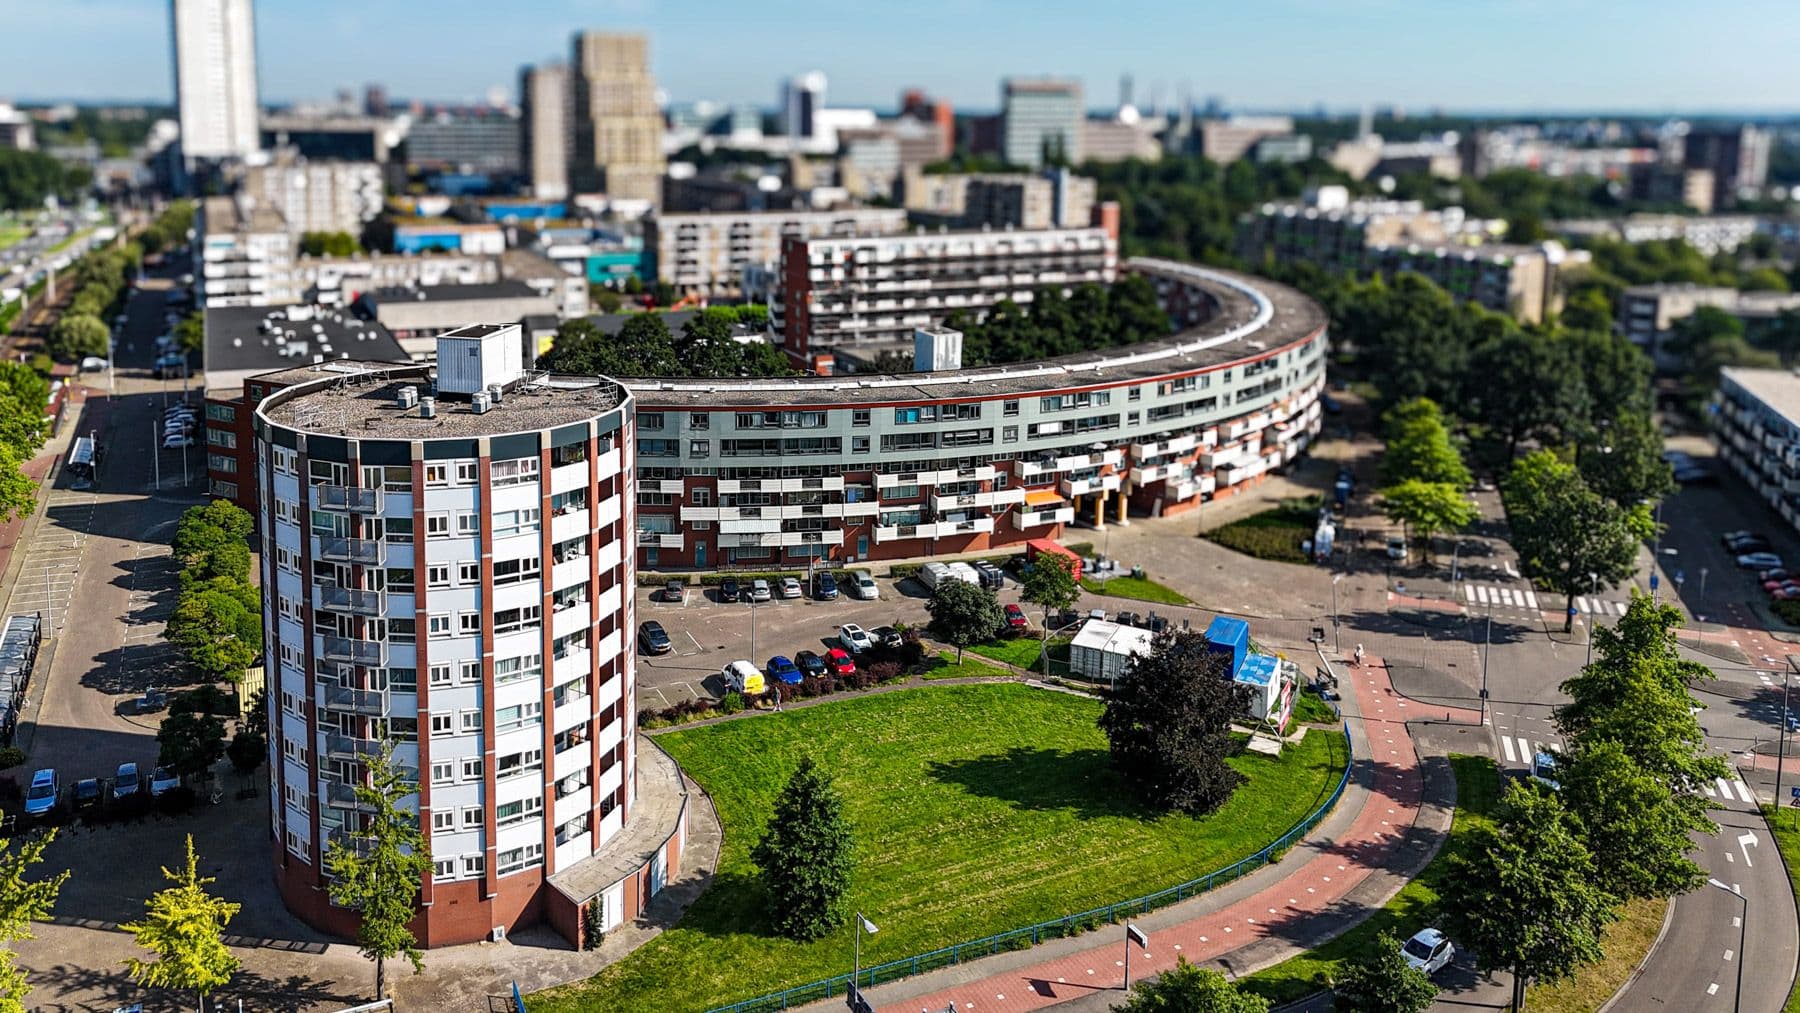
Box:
[3,0,1798,114]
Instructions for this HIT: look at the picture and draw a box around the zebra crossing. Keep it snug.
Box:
[1498,733,1561,766]
[1699,775,1758,804]
[1461,583,1628,616]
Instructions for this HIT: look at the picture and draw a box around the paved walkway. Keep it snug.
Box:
[803,657,1478,1013]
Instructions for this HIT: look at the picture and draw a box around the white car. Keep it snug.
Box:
[79,356,109,372]
[848,570,879,600]
[1530,751,1561,791]
[162,435,194,449]
[838,623,874,654]
[149,765,181,797]
[778,576,802,599]
[1401,928,1455,976]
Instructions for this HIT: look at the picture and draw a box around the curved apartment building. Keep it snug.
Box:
[255,324,683,949]
[627,260,1329,570]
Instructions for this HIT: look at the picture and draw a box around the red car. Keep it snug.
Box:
[1004,603,1028,631]
[825,647,857,677]
[1774,584,1800,601]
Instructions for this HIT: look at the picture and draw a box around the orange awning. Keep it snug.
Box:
[1024,489,1066,507]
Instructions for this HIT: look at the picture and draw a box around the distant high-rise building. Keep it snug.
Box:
[899,89,954,161]
[1001,78,1082,169]
[570,31,665,206]
[364,83,389,117]
[1684,124,1771,209]
[520,63,571,201]
[171,0,260,163]
[782,71,827,143]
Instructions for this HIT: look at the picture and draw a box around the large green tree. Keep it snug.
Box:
[325,744,432,1000]
[1439,783,1616,1012]
[1112,955,1270,1012]
[1502,451,1640,632]
[1377,479,1478,563]
[925,579,1005,663]
[156,704,227,782]
[1380,398,1471,489]
[0,813,69,1010]
[45,313,109,362]
[0,444,38,523]
[750,755,853,941]
[1020,552,1081,674]
[165,577,261,681]
[1559,740,1710,901]
[1464,327,1587,460]
[121,836,241,1013]
[1332,930,1438,1013]
[1575,411,1673,515]
[1097,630,1249,815]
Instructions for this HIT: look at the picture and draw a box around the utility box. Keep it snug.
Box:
[1204,615,1249,678]
[913,325,963,372]
[436,323,524,396]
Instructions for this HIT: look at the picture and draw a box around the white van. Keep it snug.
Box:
[721,660,765,696]
[848,569,878,600]
[1386,535,1408,560]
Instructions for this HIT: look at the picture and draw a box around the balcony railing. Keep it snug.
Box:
[318,537,384,565]
[319,585,383,616]
[323,686,389,717]
[320,636,386,666]
[317,485,380,513]
[324,734,382,760]
[325,779,374,811]
[326,825,375,857]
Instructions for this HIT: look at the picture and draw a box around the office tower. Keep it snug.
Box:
[570,31,665,206]
[170,0,261,162]
[521,63,571,201]
[1001,78,1082,168]
[1684,124,1772,209]
[782,71,827,143]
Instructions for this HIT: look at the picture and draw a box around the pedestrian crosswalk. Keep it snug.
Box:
[1461,583,1627,615]
[1700,775,1758,804]
[1499,734,1562,765]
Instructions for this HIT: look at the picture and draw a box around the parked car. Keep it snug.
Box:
[1004,603,1029,631]
[72,778,102,810]
[1725,532,1770,552]
[766,655,802,685]
[847,569,879,599]
[718,577,741,603]
[970,561,1005,591]
[812,572,839,600]
[795,650,828,679]
[838,623,873,653]
[149,765,180,797]
[637,621,673,655]
[778,576,803,599]
[825,648,857,677]
[113,762,140,801]
[1762,568,1792,583]
[1772,584,1800,601]
[663,579,685,603]
[79,356,109,373]
[720,660,765,696]
[1738,552,1785,570]
[748,578,773,603]
[1402,928,1456,976]
[1386,535,1407,560]
[153,352,186,379]
[871,625,904,650]
[23,768,57,816]
[1530,751,1561,791]
[1722,529,1761,547]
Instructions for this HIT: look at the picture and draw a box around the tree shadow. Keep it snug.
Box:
[925,746,1160,821]
[29,961,356,1013]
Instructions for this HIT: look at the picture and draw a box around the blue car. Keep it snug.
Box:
[24,768,57,816]
[766,655,802,685]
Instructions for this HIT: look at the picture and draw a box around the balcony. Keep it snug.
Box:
[316,485,380,513]
[326,825,375,857]
[930,488,1026,513]
[324,779,374,812]
[1061,473,1122,498]
[320,636,386,667]
[324,733,382,761]
[317,537,384,565]
[637,531,683,550]
[319,585,383,616]
[1019,507,1076,527]
[323,686,389,717]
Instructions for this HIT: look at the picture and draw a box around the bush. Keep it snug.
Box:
[1776,599,1800,626]
[0,745,25,770]
[1207,515,1311,564]
[890,563,924,581]
[866,660,902,683]
[718,691,744,715]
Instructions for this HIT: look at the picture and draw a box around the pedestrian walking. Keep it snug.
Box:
[1353,643,1365,666]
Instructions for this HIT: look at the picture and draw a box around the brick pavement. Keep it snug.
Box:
[849,658,1479,1013]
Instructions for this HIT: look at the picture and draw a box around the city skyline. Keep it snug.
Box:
[4,0,1800,116]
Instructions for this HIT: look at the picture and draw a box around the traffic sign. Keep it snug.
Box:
[1790,786,1799,800]
[1649,573,1659,591]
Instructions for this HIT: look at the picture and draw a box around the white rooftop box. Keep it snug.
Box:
[436,323,524,396]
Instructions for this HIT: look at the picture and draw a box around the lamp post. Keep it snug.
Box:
[1480,601,1492,726]
[1585,571,1599,666]
[1706,879,1746,1013]
[852,912,878,1000]
[1123,922,1148,990]
[1331,573,1344,654]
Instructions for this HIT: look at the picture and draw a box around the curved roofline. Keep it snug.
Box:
[624,258,1317,398]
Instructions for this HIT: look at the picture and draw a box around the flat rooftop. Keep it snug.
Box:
[629,260,1326,409]
[1723,367,1800,425]
[365,280,542,304]
[205,304,406,382]
[261,364,626,438]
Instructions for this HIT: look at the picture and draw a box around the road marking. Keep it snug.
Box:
[1739,833,1758,868]
[1464,585,1475,602]
[1500,736,1517,763]
[1614,600,1628,615]
[1733,778,1755,803]
[1524,589,1539,608]
[1734,916,1742,928]
[1724,949,1735,961]
[1476,585,1491,604]
[1709,983,1721,995]
[1718,777,1736,800]
[1517,737,1533,763]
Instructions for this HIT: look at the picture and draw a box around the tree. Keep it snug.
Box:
[0,812,69,1010]
[324,743,432,1000]
[1464,328,1587,460]
[156,706,227,782]
[1097,631,1249,815]
[1112,955,1270,1012]
[45,313,109,362]
[226,727,265,777]
[1377,479,1479,563]
[1020,552,1080,673]
[749,755,853,941]
[173,311,205,354]
[171,499,253,572]
[1439,783,1616,1011]
[0,361,50,455]
[925,579,1004,663]
[0,444,38,524]
[1332,930,1438,1013]
[299,231,359,257]
[1575,411,1673,513]
[121,835,241,1013]
[1502,451,1640,632]
[592,287,623,314]
[1559,739,1710,901]
[1380,398,1471,489]
[165,577,261,680]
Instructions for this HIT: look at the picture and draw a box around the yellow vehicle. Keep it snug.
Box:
[722,660,765,696]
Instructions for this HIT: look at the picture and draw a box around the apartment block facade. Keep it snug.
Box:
[646,208,908,300]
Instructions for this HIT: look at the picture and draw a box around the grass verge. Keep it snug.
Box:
[1204,496,1323,564]
[920,650,1019,681]
[1523,896,1667,1012]
[1240,754,1503,1003]
[530,683,1348,1013]
[970,637,1046,670]
[1290,691,1339,726]
[1080,574,1193,605]
[1763,805,1800,1012]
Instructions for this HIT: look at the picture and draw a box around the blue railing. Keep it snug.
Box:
[705,722,1355,1013]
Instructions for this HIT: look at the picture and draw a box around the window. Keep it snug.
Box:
[434,858,456,879]
[494,653,543,686]
[690,487,710,506]
[429,713,453,735]
[851,409,871,426]
[429,664,452,688]
[458,612,482,635]
[431,810,455,832]
[455,461,478,485]
[1128,386,1142,402]
[461,806,483,830]
[458,562,480,585]
[364,465,411,492]
[689,440,710,458]
[384,567,415,592]
[427,564,451,588]
[1003,425,1019,443]
[492,509,539,538]
[459,660,481,685]
[637,438,679,457]
[425,513,450,538]
[283,783,308,811]
[274,499,301,525]
[495,700,543,732]
[461,854,484,876]
[494,605,541,635]
[275,546,300,574]
[496,842,545,875]
[285,830,309,860]
[424,463,449,487]
[455,512,480,537]
[639,412,665,430]
[272,446,298,476]
[206,429,237,449]
[894,406,937,425]
[490,458,539,487]
[493,556,539,585]
[688,413,710,431]
[389,617,416,637]
[206,403,236,423]
[496,749,543,779]
[383,517,414,544]
[431,761,454,784]
[852,436,870,453]
[462,757,483,781]
[1003,399,1020,417]
[459,709,483,733]
[427,614,451,635]
[282,738,309,766]
[494,795,543,827]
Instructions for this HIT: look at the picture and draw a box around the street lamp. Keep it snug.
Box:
[851,912,878,1002]
[1331,573,1344,654]
[1706,879,1746,1013]
[1123,922,1148,990]
[1584,571,1599,666]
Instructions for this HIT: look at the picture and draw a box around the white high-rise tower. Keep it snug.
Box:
[171,0,261,162]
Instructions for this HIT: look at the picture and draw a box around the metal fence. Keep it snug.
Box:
[705,722,1355,1013]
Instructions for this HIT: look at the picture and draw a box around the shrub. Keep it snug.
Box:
[718,691,744,715]
[866,660,902,683]
[890,563,924,581]
[1776,599,1800,626]
[582,898,604,950]
[0,745,24,770]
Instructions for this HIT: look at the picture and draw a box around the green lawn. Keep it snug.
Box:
[969,637,1045,670]
[1241,754,1503,1003]
[1081,575,1193,605]
[0,226,26,253]
[1525,896,1667,1012]
[920,650,1017,680]
[1290,691,1340,726]
[1205,497,1324,564]
[532,684,1348,1013]
[1765,806,1800,1012]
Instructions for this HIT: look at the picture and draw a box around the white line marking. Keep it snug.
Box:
[1734,779,1755,803]
[1739,834,1758,868]
[1704,782,1718,797]
[1477,585,1491,604]
[1709,983,1721,995]
[1525,589,1539,608]
[1500,736,1517,763]
[1516,737,1532,763]
[1463,584,1475,602]
[1724,949,1735,961]
[1614,600,1628,615]
[1718,778,1737,801]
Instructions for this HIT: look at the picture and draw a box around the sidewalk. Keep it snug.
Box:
[0,381,104,622]
[799,656,1476,1013]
